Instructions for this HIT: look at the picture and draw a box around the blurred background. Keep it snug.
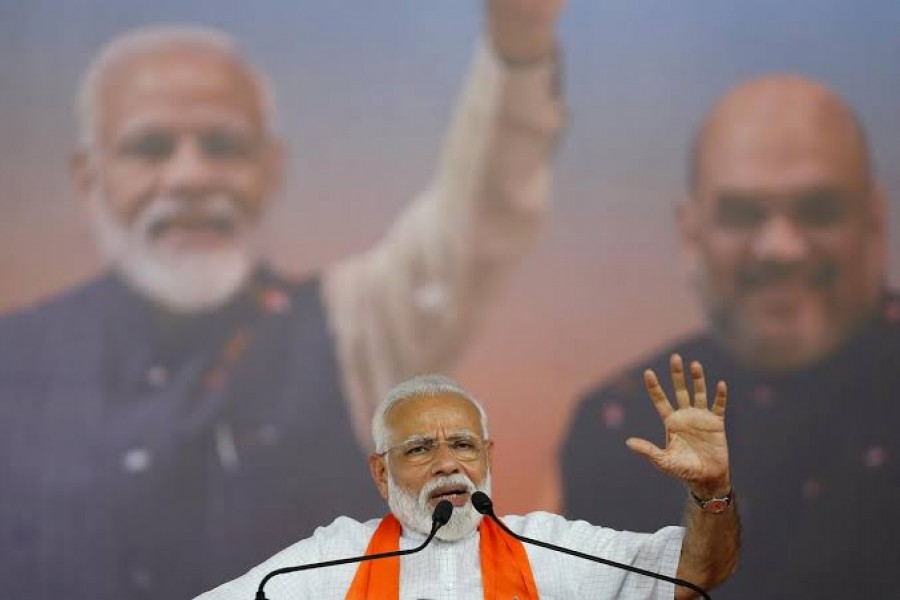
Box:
[2,0,899,513]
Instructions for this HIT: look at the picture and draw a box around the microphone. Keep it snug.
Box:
[471,492,712,600]
[254,500,452,599]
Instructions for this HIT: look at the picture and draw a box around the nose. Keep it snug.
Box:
[159,136,217,198]
[751,214,810,263]
[429,442,462,477]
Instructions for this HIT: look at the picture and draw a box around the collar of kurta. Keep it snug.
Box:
[345,514,538,600]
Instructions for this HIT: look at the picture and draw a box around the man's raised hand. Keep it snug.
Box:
[626,354,731,498]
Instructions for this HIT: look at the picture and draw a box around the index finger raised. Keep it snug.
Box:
[643,368,674,420]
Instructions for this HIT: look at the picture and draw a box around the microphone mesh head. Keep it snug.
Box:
[433,500,453,526]
[471,491,493,515]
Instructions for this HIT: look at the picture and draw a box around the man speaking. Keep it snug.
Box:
[197,359,739,599]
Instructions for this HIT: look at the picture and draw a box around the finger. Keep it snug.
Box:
[625,437,664,464]
[711,380,728,416]
[690,361,708,409]
[670,354,691,409]
[643,369,674,420]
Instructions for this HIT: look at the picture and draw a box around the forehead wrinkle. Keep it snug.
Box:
[396,428,480,444]
[386,393,481,424]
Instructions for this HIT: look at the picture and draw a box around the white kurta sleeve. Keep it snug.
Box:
[323,40,565,446]
[193,517,378,600]
[505,512,685,599]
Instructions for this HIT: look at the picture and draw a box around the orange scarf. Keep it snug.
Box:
[345,514,538,600]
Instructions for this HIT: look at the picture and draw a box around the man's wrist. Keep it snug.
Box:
[690,487,734,514]
[689,476,732,501]
[487,15,557,66]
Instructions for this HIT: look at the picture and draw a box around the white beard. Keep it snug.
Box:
[88,191,259,313]
[387,471,491,542]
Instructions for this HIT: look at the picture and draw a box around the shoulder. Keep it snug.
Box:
[285,515,380,565]
[0,275,112,366]
[258,515,378,564]
[0,275,111,331]
[311,515,380,546]
[195,516,379,600]
[502,511,623,542]
[501,511,684,552]
[501,511,583,538]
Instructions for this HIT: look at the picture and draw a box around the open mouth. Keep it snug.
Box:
[428,484,471,505]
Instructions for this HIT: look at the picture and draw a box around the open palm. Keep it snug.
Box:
[626,354,730,495]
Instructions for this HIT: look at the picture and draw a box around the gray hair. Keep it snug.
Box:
[76,24,277,146]
[372,374,489,453]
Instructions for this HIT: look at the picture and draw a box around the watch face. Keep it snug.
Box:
[704,499,729,513]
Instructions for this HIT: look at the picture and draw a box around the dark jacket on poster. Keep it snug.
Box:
[0,268,383,599]
[562,293,900,599]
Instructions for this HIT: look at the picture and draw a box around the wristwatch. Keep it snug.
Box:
[691,488,733,514]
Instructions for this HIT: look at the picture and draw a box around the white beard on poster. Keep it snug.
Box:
[88,191,260,313]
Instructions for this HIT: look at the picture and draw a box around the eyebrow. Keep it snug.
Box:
[114,114,256,140]
[396,429,480,445]
[715,183,850,202]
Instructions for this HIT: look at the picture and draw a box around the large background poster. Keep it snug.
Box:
[2,0,899,546]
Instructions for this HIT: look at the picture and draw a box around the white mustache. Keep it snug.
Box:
[419,474,476,506]
[135,195,245,240]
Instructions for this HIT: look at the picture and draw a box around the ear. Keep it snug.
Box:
[368,454,390,501]
[69,148,95,204]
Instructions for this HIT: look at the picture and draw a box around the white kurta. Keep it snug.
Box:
[196,512,684,599]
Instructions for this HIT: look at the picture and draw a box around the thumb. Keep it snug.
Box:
[625,437,664,464]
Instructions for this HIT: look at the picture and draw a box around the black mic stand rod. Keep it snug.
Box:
[471,492,711,600]
[255,500,452,600]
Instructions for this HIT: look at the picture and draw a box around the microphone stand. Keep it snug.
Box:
[254,500,452,600]
[471,492,712,600]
